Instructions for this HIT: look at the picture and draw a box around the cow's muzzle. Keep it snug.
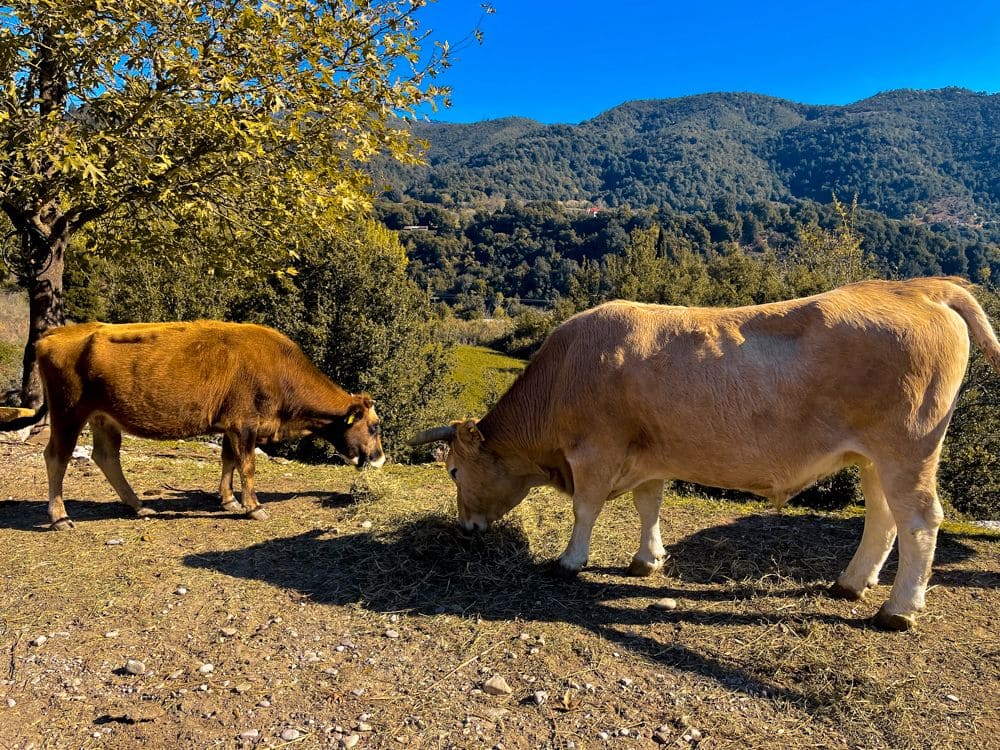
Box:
[458,514,490,533]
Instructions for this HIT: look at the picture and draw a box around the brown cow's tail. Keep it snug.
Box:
[0,402,47,431]
[942,278,1000,373]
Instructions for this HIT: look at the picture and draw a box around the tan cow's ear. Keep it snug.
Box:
[462,419,485,443]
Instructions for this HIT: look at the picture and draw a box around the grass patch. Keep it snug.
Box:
[451,344,525,416]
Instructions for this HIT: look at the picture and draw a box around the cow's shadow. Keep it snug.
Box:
[182,512,997,705]
[0,489,350,532]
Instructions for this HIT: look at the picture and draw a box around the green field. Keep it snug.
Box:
[450,344,525,417]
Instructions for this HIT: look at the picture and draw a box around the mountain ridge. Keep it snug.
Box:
[380,87,1000,224]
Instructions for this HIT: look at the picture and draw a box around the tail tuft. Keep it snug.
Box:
[0,403,48,431]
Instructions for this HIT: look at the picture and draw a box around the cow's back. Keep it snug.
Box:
[37,321,310,439]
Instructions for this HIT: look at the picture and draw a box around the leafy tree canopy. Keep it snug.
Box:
[0,0,451,403]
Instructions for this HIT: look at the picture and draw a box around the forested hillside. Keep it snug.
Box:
[377,88,1000,224]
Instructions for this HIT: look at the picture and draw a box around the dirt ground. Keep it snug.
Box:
[0,436,997,750]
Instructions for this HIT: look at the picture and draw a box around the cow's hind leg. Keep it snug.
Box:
[627,479,666,577]
[44,417,83,530]
[228,428,268,521]
[218,434,242,513]
[831,463,896,601]
[90,416,155,518]
[873,460,944,631]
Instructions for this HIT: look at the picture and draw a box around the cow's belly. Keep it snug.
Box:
[90,408,215,441]
[617,436,864,504]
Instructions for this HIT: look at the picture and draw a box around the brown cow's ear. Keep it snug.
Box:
[345,403,364,426]
[360,394,374,410]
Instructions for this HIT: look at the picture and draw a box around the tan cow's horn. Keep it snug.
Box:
[408,425,457,445]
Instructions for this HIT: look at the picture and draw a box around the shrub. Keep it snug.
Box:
[231,219,458,462]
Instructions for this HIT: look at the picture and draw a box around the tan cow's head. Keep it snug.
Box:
[411,420,534,531]
[326,394,386,469]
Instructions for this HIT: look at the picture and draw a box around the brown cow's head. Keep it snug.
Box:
[411,420,535,531]
[325,394,385,469]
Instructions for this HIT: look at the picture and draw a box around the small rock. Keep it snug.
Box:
[124,659,146,675]
[619,727,630,736]
[350,688,365,697]
[597,731,610,741]
[104,630,119,639]
[533,690,548,705]
[175,586,188,595]
[483,675,512,696]
[30,635,47,647]
[342,733,361,749]
[652,729,670,744]
[357,721,373,731]
[687,727,703,741]
[168,669,184,679]
[234,683,252,694]
[258,699,271,707]
[280,728,301,741]
[105,538,124,546]
[360,520,373,530]
[5,697,15,708]
[385,629,399,639]
[221,627,238,637]
[945,694,960,702]
[619,678,633,688]
[650,597,678,611]
[198,663,214,674]
[239,729,260,740]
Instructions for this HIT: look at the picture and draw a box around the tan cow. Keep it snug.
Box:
[1,320,386,529]
[412,277,1000,630]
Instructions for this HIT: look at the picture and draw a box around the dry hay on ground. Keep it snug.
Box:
[0,437,996,749]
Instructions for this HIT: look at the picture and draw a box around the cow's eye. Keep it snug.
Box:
[449,468,458,481]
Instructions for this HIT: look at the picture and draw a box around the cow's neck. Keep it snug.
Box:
[478,356,564,487]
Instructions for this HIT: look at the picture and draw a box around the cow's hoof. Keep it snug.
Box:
[247,508,269,521]
[221,500,243,513]
[135,506,157,518]
[828,581,865,601]
[50,517,75,531]
[545,559,581,580]
[627,557,663,577]
[873,606,916,631]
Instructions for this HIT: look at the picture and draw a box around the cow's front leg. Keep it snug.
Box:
[627,479,666,577]
[558,485,609,574]
[228,428,269,521]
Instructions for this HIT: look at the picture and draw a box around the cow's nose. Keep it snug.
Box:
[458,515,489,533]
[360,451,386,469]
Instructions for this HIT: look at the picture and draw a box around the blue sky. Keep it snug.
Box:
[414,0,1000,124]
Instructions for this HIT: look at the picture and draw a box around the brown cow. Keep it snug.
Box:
[412,278,1000,630]
[1,320,385,529]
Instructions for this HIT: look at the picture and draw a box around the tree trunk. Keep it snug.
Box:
[19,231,67,408]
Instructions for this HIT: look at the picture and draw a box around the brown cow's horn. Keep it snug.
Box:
[408,425,457,445]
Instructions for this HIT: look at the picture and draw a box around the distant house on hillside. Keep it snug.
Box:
[587,207,600,216]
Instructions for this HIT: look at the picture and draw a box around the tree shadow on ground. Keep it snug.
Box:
[0,489,341,532]
[181,512,995,706]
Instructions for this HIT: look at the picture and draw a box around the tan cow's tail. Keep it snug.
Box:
[0,402,47,431]
[941,278,1000,373]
